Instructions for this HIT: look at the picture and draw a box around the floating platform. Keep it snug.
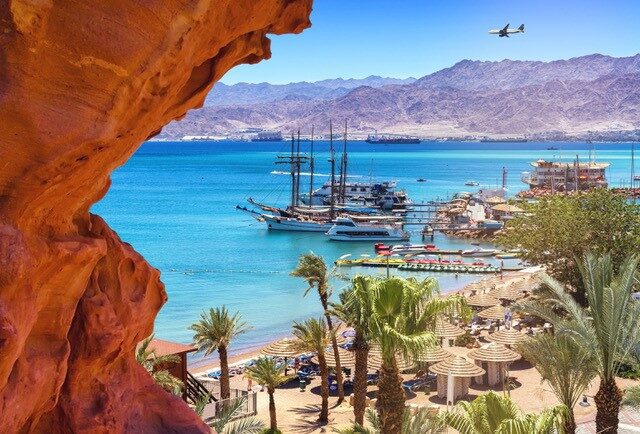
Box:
[335,257,500,274]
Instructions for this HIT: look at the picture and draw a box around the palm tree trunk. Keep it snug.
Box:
[352,331,369,426]
[376,357,405,434]
[318,352,330,423]
[219,345,230,400]
[594,377,623,434]
[564,411,577,434]
[268,387,278,432]
[323,302,344,403]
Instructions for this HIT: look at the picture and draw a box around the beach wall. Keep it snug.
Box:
[0,1,312,432]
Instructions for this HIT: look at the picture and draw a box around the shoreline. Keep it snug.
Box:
[189,269,533,376]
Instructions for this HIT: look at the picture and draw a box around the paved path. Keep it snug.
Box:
[577,407,640,433]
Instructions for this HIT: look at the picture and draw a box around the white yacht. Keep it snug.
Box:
[262,214,334,232]
[326,217,410,242]
[461,247,496,257]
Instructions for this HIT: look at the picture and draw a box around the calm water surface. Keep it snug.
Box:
[92,140,636,364]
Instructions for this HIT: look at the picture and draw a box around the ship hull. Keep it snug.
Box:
[263,215,333,232]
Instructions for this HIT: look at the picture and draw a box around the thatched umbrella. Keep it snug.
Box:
[312,347,355,368]
[429,356,485,400]
[434,317,465,346]
[467,292,500,308]
[477,305,510,321]
[417,347,454,367]
[261,338,302,374]
[486,328,527,347]
[467,343,521,387]
[490,285,525,301]
[261,338,299,358]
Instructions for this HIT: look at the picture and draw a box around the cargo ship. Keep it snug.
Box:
[366,134,421,144]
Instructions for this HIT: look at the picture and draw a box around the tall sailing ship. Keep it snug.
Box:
[237,122,414,236]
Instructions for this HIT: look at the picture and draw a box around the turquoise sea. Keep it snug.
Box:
[93,140,637,365]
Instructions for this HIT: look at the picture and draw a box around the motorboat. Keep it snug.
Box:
[461,247,497,257]
[465,180,480,186]
[326,217,409,242]
[389,243,437,255]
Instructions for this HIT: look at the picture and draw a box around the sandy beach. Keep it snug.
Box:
[182,269,640,433]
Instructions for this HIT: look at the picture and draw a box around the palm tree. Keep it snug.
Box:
[194,393,264,434]
[136,334,184,395]
[189,306,251,399]
[517,333,596,433]
[334,408,445,434]
[368,276,469,434]
[291,253,345,402]
[333,275,375,426]
[292,317,331,423]
[442,391,567,434]
[517,253,640,434]
[246,357,290,433]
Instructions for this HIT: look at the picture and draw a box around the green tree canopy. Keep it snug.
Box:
[498,189,640,305]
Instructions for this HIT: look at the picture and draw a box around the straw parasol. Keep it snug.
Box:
[477,305,510,321]
[417,347,454,364]
[467,292,500,308]
[468,343,520,386]
[260,338,300,358]
[434,317,465,338]
[429,356,486,400]
[312,347,356,368]
[490,285,525,301]
[486,328,527,347]
[467,343,520,363]
[429,356,485,378]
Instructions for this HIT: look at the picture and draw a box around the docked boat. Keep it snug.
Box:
[262,214,334,232]
[464,180,480,186]
[389,243,437,255]
[326,218,409,242]
[461,247,496,257]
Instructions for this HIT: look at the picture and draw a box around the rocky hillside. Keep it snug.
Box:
[164,53,640,139]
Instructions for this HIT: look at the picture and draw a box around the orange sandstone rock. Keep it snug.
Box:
[0,1,312,432]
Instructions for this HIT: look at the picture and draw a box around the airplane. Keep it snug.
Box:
[489,23,525,37]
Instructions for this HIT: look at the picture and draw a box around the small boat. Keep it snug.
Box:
[547,146,559,150]
[389,243,437,255]
[461,247,497,257]
[417,178,427,182]
[465,180,480,186]
[495,252,520,259]
[326,217,409,242]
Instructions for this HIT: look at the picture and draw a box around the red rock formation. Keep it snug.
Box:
[0,1,312,432]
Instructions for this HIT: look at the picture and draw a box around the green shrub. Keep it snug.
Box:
[454,331,475,347]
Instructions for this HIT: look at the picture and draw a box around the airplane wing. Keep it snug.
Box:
[502,23,510,32]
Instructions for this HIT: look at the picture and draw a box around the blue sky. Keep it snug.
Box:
[221,0,640,84]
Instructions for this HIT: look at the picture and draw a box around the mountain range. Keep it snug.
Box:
[161,53,640,140]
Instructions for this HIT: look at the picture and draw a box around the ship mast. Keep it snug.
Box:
[329,121,336,219]
[309,126,315,207]
[340,119,348,203]
[290,133,296,211]
[296,129,301,207]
